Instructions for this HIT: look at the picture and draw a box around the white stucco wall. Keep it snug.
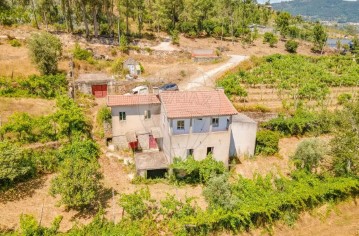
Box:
[111,104,161,137]
[162,115,233,167]
[230,121,257,157]
[170,131,231,167]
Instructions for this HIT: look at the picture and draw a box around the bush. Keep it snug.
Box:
[263,32,278,47]
[262,109,332,136]
[19,214,62,236]
[203,174,238,210]
[111,58,125,75]
[119,35,129,53]
[118,188,152,220]
[171,30,180,45]
[285,39,299,53]
[97,106,112,125]
[73,43,92,60]
[255,130,280,155]
[0,142,34,188]
[0,74,67,99]
[9,39,21,47]
[217,74,248,98]
[291,139,325,173]
[27,32,62,75]
[170,155,227,184]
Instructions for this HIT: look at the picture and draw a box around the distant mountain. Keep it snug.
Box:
[271,0,359,23]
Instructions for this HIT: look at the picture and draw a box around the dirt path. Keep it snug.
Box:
[184,55,248,90]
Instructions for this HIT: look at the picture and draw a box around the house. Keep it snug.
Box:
[123,58,141,76]
[76,73,115,98]
[107,90,257,176]
[191,49,220,62]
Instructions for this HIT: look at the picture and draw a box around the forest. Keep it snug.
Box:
[272,0,359,23]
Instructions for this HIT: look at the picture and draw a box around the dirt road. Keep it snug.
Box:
[184,55,248,90]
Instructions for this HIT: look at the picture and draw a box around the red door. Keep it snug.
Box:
[92,84,107,98]
[149,135,158,149]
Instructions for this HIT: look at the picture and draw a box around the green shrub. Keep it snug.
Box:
[170,155,227,184]
[291,138,326,173]
[9,39,21,47]
[285,39,299,53]
[111,58,125,75]
[73,43,92,60]
[0,74,67,99]
[217,74,248,98]
[262,109,333,136]
[203,174,238,210]
[118,188,152,220]
[263,32,278,47]
[255,130,280,155]
[97,106,112,125]
[0,142,34,188]
[19,214,62,235]
[119,35,129,53]
[171,30,180,45]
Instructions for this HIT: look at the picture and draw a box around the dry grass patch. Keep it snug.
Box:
[0,97,56,122]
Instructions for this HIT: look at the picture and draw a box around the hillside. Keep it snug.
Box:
[272,0,359,23]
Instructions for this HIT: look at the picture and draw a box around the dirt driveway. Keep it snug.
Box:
[183,55,248,90]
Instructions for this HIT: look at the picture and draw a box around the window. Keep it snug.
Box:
[144,110,151,119]
[119,112,126,121]
[212,118,219,127]
[207,147,214,155]
[187,149,194,156]
[177,120,185,130]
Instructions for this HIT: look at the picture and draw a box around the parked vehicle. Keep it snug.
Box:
[132,85,149,94]
[159,83,179,92]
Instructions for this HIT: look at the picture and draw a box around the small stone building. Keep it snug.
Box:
[192,49,220,62]
[76,73,115,98]
[123,58,141,76]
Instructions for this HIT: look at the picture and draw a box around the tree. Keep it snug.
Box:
[27,32,62,75]
[263,32,278,47]
[0,142,34,187]
[285,39,299,53]
[275,11,290,37]
[50,158,102,209]
[203,174,238,210]
[312,22,327,54]
[53,96,90,140]
[291,139,325,173]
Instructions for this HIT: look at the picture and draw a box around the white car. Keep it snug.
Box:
[132,85,149,94]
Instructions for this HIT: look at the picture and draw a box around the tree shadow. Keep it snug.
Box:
[70,187,115,220]
[0,176,47,204]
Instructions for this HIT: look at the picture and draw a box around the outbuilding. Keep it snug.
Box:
[230,114,257,158]
[76,73,115,98]
[123,58,141,76]
[192,49,220,62]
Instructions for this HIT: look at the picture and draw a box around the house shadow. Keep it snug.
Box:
[0,176,46,204]
[70,187,114,220]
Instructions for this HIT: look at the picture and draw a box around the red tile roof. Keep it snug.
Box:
[160,90,238,118]
[107,94,160,106]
